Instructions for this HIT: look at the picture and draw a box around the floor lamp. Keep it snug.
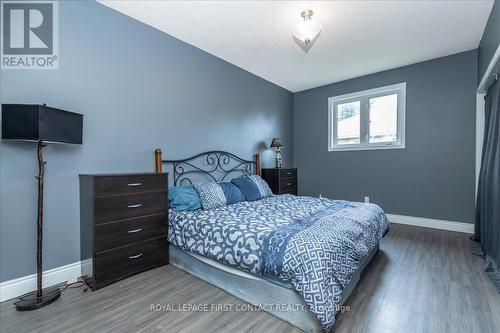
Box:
[1,104,83,311]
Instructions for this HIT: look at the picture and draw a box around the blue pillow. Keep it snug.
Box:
[231,176,261,201]
[168,185,202,211]
[193,182,246,210]
[218,182,245,205]
[248,175,273,198]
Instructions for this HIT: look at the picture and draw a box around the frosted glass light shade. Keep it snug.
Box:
[294,18,321,44]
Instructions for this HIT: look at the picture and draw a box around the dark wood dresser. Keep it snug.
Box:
[261,168,297,195]
[79,173,169,290]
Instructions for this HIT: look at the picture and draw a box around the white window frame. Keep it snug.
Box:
[328,82,406,152]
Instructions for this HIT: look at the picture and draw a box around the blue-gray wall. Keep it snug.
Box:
[478,0,500,81]
[0,1,293,282]
[293,50,477,223]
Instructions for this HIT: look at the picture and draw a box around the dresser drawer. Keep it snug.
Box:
[280,178,297,192]
[94,213,167,253]
[279,169,296,179]
[94,191,167,224]
[94,174,167,197]
[95,238,167,285]
[280,188,297,195]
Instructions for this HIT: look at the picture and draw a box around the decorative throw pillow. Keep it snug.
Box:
[248,175,273,198]
[193,183,227,210]
[218,182,246,205]
[231,176,262,201]
[168,185,202,211]
[232,175,273,201]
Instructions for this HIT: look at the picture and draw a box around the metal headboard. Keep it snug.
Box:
[154,149,261,186]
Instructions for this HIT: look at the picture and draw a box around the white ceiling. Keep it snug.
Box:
[99,1,494,92]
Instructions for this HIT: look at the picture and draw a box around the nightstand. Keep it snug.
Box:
[79,172,169,290]
[261,168,297,195]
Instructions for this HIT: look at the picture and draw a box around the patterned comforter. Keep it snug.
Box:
[168,194,390,331]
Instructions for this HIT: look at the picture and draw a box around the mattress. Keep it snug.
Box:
[185,246,295,290]
[169,243,380,333]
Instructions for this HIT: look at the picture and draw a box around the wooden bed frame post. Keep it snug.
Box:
[255,153,261,176]
[155,148,162,173]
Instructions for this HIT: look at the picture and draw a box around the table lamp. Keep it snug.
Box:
[270,137,283,168]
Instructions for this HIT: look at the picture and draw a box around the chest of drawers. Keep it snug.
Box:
[79,173,168,290]
[261,168,298,195]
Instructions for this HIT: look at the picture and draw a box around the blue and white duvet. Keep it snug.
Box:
[168,194,389,331]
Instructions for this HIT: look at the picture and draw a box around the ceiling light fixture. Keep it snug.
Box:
[293,9,321,45]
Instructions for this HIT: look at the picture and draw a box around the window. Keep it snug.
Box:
[328,83,406,151]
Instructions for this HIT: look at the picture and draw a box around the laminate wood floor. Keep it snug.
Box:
[1,224,499,333]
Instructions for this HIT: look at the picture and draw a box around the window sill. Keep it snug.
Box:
[328,143,405,152]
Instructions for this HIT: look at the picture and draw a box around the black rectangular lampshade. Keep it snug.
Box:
[2,104,83,144]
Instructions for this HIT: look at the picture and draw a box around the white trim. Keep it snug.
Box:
[326,141,405,152]
[387,214,474,234]
[475,42,500,203]
[328,82,406,152]
[328,83,406,102]
[477,42,500,94]
[475,41,500,200]
[0,261,82,302]
[475,93,485,199]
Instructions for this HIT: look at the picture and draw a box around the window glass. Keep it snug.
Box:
[369,94,398,143]
[337,101,360,145]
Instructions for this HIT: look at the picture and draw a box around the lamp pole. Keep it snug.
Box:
[36,139,45,298]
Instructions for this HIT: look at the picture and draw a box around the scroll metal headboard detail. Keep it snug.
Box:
[154,149,261,186]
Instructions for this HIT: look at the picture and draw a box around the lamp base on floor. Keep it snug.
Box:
[15,287,61,311]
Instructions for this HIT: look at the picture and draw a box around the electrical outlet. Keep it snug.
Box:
[364,196,370,203]
[67,277,79,285]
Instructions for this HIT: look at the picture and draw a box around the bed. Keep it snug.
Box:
[154,149,390,333]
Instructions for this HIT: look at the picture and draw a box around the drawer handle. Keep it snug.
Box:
[286,183,292,186]
[127,182,143,187]
[286,172,291,175]
[127,204,143,208]
[127,228,142,234]
[128,253,143,259]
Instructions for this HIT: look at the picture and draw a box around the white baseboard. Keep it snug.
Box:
[0,261,82,302]
[387,214,474,234]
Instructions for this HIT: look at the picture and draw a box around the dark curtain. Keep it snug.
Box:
[475,78,500,292]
